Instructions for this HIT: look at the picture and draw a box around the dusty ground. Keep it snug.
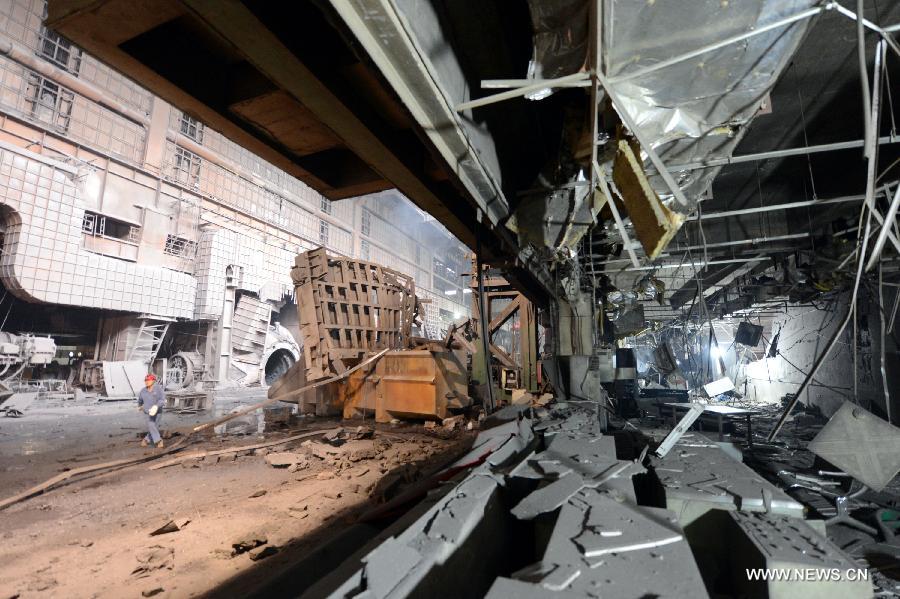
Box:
[0,394,472,598]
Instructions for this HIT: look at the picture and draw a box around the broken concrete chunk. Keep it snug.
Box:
[231,534,267,556]
[511,473,586,520]
[442,415,464,430]
[323,428,345,445]
[132,545,174,577]
[265,452,307,468]
[354,426,374,439]
[287,460,310,473]
[248,545,279,561]
[141,588,164,597]
[511,388,533,406]
[149,518,190,536]
[248,489,267,498]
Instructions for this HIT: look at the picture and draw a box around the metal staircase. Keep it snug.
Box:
[127,319,171,366]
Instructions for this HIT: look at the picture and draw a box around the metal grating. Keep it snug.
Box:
[291,247,417,380]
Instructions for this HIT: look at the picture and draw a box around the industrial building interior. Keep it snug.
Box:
[2,0,900,597]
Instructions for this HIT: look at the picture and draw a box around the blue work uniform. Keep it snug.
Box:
[138,383,166,444]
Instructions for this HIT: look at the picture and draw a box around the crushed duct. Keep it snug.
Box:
[524,0,818,214]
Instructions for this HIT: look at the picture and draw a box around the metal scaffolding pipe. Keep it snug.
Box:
[857,0,873,157]
[481,79,591,89]
[690,194,866,221]
[607,257,763,273]
[866,183,900,271]
[597,233,812,266]
[455,72,589,112]
[833,1,900,58]
[668,135,899,171]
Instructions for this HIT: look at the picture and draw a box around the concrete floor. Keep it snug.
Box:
[0,390,472,598]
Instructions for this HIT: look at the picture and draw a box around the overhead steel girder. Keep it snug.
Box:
[323,0,555,303]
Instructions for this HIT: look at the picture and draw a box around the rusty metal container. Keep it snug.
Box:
[342,350,469,422]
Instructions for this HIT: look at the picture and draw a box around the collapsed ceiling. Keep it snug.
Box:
[46,0,900,327]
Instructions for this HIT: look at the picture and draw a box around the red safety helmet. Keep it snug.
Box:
[144,374,157,382]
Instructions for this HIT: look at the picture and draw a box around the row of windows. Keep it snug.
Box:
[162,143,357,255]
[168,107,355,225]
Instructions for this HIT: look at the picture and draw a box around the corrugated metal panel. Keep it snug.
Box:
[231,294,271,354]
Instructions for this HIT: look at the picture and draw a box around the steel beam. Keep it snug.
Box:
[455,72,590,112]
[668,135,899,171]
[607,257,764,273]
[481,79,591,89]
[689,193,867,221]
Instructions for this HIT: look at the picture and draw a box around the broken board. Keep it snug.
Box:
[808,402,900,492]
[612,139,684,259]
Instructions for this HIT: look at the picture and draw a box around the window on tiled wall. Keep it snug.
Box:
[179,114,203,143]
[319,219,329,245]
[38,27,81,74]
[361,208,371,236]
[164,234,198,258]
[82,211,140,242]
[320,195,331,215]
[25,74,73,131]
[360,239,370,260]
[172,146,201,187]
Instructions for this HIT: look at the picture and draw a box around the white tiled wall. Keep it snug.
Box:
[0,147,195,317]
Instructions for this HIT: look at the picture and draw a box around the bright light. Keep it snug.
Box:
[453,312,461,320]
[745,358,770,380]
[710,345,724,360]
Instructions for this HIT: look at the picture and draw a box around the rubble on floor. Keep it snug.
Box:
[308,402,882,598]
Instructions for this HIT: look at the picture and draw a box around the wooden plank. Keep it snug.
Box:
[488,296,521,333]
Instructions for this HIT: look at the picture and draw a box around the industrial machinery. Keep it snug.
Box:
[0,333,56,373]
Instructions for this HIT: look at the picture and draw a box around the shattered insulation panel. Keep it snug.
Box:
[612,139,684,259]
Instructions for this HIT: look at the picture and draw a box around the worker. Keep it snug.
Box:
[138,373,166,448]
